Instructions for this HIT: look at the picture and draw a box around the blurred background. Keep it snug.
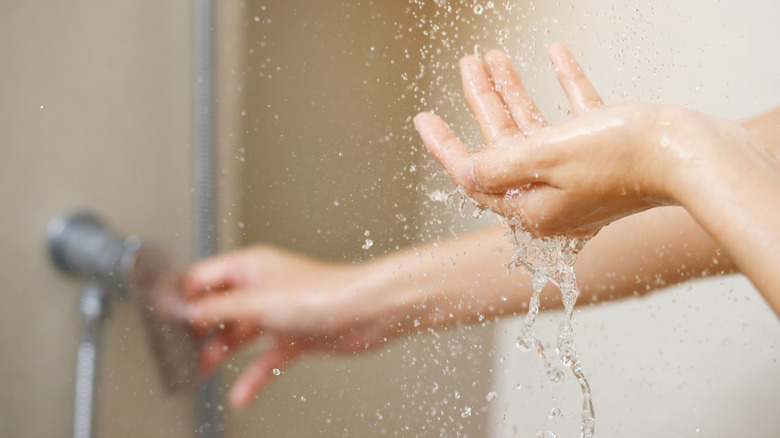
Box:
[1,0,778,437]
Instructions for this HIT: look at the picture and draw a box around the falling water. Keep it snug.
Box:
[436,187,595,436]
[505,219,595,438]
[409,0,600,434]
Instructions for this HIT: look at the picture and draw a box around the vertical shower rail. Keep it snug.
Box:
[193,0,221,437]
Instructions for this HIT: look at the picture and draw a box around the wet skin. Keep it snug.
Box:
[415,44,780,313]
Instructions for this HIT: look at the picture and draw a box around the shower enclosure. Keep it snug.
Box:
[2,1,779,437]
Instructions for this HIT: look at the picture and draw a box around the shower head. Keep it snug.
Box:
[47,212,137,294]
[48,212,199,393]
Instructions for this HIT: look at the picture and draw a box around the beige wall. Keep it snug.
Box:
[0,1,194,436]
[480,1,780,437]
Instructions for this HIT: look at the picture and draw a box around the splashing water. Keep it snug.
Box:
[432,188,596,436]
[409,0,600,433]
[504,218,596,438]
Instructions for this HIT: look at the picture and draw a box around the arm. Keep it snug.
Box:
[183,45,778,406]
[669,109,780,309]
[181,203,727,407]
[417,45,780,312]
[351,102,780,331]
[366,205,731,330]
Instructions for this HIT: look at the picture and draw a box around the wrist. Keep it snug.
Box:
[664,111,764,210]
[629,104,723,207]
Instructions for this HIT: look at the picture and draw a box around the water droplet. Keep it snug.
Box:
[516,334,533,352]
[473,4,484,15]
[548,407,561,419]
[272,368,281,376]
[546,367,565,383]
[485,391,498,402]
[362,239,374,250]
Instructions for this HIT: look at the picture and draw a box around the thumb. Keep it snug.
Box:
[414,112,477,188]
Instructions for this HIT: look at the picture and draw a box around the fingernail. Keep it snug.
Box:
[229,387,248,408]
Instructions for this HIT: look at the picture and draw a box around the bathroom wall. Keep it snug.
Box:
[0,1,195,436]
[232,0,494,436]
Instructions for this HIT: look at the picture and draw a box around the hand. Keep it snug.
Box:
[182,245,397,407]
[418,44,780,313]
[414,45,754,237]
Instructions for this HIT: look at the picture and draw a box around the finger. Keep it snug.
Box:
[459,55,518,145]
[182,258,238,299]
[414,112,478,188]
[459,187,538,230]
[199,323,261,376]
[186,288,266,328]
[229,338,303,407]
[464,190,510,217]
[188,309,217,339]
[483,50,546,135]
[547,43,603,115]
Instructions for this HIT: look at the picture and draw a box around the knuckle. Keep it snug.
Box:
[584,96,604,110]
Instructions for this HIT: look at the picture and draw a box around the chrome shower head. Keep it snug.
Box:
[48,212,199,393]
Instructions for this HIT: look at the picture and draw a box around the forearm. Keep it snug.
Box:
[674,140,780,313]
[361,207,732,335]
[663,107,780,314]
[363,225,525,332]
[362,108,780,333]
[574,206,734,300]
